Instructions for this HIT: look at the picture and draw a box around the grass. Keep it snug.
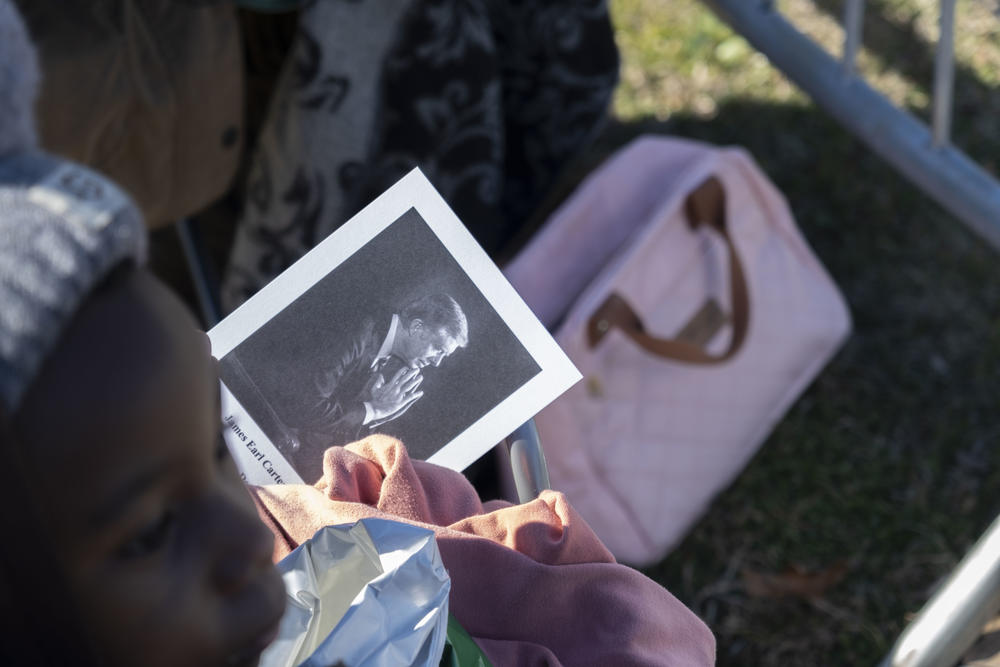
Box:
[604,0,1000,664]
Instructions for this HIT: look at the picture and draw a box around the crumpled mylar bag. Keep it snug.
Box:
[259,518,451,667]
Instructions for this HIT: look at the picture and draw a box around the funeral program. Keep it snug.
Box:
[208,169,580,485]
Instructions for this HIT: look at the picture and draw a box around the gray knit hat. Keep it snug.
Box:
[0,0,147,414]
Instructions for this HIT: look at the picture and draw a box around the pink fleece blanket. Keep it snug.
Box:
[251,435,715,666]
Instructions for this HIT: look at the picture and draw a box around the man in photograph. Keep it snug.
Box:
[287,292,468,479]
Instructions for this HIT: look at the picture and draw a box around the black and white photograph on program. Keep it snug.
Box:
[208,169,580,487]
[219,207,540,483]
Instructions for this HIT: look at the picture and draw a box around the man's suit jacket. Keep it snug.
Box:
[286,316,403,481]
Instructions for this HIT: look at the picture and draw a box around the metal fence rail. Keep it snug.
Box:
[702,0,1000,251]
[879,513,1000,667]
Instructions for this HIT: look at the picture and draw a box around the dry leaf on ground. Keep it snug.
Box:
[741,561,848,600]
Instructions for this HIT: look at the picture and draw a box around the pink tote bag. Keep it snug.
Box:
[504,135,851,565]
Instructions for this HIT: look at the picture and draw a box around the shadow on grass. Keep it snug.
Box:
[573,99,1000,666]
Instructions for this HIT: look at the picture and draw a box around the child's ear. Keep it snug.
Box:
[409,319,426,337]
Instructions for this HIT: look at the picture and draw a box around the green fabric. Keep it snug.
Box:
[440,614,492,667]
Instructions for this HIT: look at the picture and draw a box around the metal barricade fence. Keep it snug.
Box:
[702,0,1000,251]
[697,2,1000,665]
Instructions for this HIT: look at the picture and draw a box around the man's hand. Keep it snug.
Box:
[368,366,424,423]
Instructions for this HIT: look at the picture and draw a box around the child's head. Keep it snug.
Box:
[0,199,287,666]
[0,19,286,660]
[0,4,286,663]
[7,266,286,667]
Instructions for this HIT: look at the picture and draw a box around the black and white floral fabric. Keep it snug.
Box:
[223,0,619,311]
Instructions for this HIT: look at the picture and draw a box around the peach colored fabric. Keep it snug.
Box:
[251,435,715,667]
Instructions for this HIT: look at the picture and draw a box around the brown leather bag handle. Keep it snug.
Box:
[586,176,750,364]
